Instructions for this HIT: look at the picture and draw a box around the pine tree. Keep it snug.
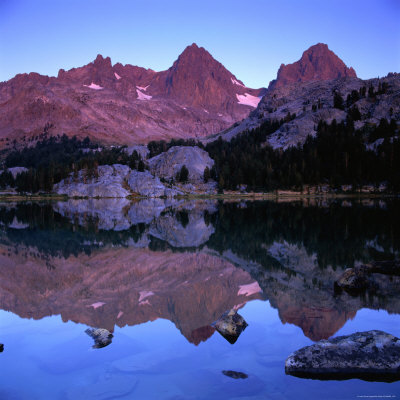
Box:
[138,160,145,172]
[177,165,189,183]
[333,91,344,109]
[203,166,210,183]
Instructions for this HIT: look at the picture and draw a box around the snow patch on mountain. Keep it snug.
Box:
[114,72,121,80]
[84,83,104,90]
[137,85,149,91]
[136,89,152,101]
[236,93,261,107]
[238,281,262,296]
[231,78,245,87]
[139,291,154,302]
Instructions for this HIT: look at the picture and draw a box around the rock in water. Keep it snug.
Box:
[334,267,368,293]
[85,328,113,349]
[222,370,248,379]
[0,343,3,352]
[213,309,248,344]
[285,330,400,382]
[334,260,400,294]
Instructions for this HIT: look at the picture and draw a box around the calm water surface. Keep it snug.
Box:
[0,198,399,399]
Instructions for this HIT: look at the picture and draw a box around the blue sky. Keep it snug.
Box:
[0,0,399,87]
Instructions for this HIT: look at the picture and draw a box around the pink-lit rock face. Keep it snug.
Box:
[269,43,357,90]
[0,246,264,344]
[0,44,265,148]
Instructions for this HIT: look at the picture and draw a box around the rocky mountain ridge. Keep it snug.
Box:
[3,41,397,156]
[216,73,400,149]
[212,43,398,149]
[0,44,265,148]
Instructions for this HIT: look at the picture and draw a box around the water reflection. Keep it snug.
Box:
[0,198,399,345]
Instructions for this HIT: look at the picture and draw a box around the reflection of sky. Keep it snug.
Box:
[1,302,400,399]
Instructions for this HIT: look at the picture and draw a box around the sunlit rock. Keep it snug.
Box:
[285,330,400,382]
[213,309,248,344]
[334,267,368,293]
[85,328,113,349]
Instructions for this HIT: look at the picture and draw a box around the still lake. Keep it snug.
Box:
[0,198,399,399]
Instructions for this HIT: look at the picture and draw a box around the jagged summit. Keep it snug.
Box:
[92,54,112,67]
[269,43,357,89]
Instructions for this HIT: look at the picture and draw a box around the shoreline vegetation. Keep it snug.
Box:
[1,110,399,198]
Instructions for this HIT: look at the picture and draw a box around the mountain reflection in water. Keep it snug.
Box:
[0,198,399,345]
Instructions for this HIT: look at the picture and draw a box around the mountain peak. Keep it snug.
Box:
[308,42,329,51]
[301,43,340,62]
[270,43,357,89]
[178,43,210,62]
[93,54,112,67]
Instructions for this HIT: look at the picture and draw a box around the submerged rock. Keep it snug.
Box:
[285,330,400,382]
[85,328,113,349]
[222,370,248,379]
[213,309,248,344]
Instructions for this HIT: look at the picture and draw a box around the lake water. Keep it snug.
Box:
[0,198,399,399]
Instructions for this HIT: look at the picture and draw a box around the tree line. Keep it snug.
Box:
[0,104,399,193]
[0,135,144,193]
[205,116,399,192]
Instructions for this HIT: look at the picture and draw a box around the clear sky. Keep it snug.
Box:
[0,0,399,88]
